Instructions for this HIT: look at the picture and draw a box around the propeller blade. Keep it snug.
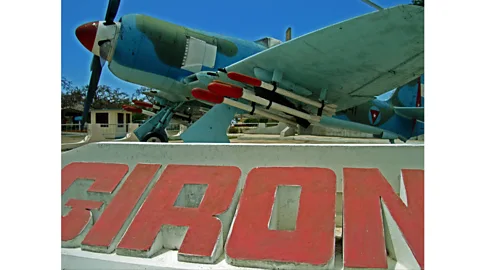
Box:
[100,58,106,68]
[105,0,121,24]
[81,55,103,129]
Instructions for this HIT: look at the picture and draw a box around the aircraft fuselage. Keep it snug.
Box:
[80,14,267,99]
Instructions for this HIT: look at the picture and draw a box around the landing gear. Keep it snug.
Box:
[181,103,240,143]
[142,129,169,143]
[134,106,175,143]
[389,139,395,144]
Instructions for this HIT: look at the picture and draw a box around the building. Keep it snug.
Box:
[61,104,84,124]
[90,108,133,139]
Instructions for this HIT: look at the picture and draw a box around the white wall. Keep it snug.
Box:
[89,110,133,139]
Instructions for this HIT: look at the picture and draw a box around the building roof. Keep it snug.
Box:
[61,104,84,112]
[91,103,127,110]
[91,108,130,112]
[61,103,131,112]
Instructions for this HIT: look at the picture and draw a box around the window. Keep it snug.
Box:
[126,113,131,124]
[95,113,109,127]
[118,113,124,128]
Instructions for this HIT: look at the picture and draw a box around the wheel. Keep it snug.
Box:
[142,129,169,143]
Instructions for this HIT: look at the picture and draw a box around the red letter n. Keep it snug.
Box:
[343,168,424,269]
[226,167,337,269]
[116,165,241,264]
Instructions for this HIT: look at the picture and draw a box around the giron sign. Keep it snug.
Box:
[62,162,424,269]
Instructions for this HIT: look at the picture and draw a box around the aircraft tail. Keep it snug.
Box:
[388,74,424,108]
[388,74,425,138]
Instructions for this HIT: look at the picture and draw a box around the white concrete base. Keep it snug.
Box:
[244,123,295,135]
[234,134,424,144]
[62,143,423,270]
[298,125,374,138]
[116,124,140,142]
[62,248,409,270]
[61,124,106,151]
[280,125,296,137]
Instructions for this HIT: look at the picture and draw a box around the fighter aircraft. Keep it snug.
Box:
[74,0,424,143]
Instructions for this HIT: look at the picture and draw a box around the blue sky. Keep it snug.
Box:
[61,0,410,95]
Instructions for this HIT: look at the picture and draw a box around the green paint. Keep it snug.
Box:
[136,15,186,68]
[184,29,238,57]
[135,15,238,68]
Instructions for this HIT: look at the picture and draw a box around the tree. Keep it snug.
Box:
[61,89,84,109]
[61,77,132,109]
[61,76,155,124]
[131,86,155,104]
[61,76,73,91]
[89,85,131,108]
[61,77,85,109]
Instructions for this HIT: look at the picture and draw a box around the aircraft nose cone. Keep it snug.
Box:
[75,21,99,51]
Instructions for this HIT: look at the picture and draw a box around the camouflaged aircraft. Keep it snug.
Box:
[75,0,424,143]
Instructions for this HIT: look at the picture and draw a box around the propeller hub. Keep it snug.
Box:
[75,21,99,52]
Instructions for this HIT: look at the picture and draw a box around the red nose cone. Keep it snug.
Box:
[75,21,99,51]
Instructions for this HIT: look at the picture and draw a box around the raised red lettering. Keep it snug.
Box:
[225,167,337,269]
[62,162,129,194]
[82,164,162,253]
[62,199,103,247]
[116,165,241,264]
[343,168,424,269]
[61,162,129,247]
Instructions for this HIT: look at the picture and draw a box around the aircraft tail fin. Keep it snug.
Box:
[387,74,425,136]
[388,74,424,108]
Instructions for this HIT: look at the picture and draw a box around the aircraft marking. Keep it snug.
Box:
[369,106,381,125]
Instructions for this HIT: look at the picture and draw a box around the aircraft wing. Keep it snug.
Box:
[394,107,424,122]
[223,4,424,111]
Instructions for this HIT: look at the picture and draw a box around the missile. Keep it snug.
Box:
[133,100,160,110]
[191,88,298,126]
[207,82,330,124]
[122,105,156,117]
[226,72,337,115]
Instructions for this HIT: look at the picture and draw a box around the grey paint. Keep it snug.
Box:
[225,5,424,111]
